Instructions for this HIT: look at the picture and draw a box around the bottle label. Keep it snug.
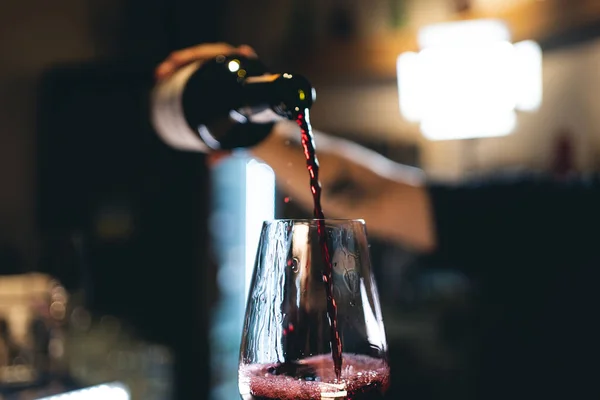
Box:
[151,61,211,153]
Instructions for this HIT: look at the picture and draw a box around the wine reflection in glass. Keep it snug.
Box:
[238,219,390,400]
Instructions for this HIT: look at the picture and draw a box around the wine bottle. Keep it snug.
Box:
[151,54,315,152]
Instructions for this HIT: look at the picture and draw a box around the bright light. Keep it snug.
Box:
[36,383,130,400]
[514,40,543,111]
[244,159,275,298]
[421,110,517,141]
[397,52,422,123]
[418,19,511,48]
[398,20,542,141]
[359,280,387,353]
[228,59,240,73]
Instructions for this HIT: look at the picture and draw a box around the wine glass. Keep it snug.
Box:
[238,219,389,400]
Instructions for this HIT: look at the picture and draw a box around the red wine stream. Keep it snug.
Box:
[295,109,343,379]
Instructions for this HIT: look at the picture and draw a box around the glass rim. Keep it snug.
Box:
[263,218,365,224]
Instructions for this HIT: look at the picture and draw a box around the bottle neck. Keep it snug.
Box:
[242,72,315,119]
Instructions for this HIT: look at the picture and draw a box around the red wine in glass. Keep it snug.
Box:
[239,218,389,399]
[238,109,389,400]
[240,354,389,400]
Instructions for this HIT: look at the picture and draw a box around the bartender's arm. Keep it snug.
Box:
[251,120,436,252]
[157,44,600,260]
[156,43,436,253]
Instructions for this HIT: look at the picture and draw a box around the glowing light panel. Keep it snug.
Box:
[398,19,542,140]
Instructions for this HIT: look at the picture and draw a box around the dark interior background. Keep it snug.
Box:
[2,0,600,399]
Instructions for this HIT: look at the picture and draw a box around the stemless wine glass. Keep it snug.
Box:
[238,219,389,400]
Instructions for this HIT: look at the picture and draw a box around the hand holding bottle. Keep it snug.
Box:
[155,43,258,81]
[152,42,313,165]
[153,43,258,164]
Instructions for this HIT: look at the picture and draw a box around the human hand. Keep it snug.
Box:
[155,43,258,165]
[154,42,258,81]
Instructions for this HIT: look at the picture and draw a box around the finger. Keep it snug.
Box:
[237,44,258,58]
[169,43,236,65]
[155,43,261,81]
[155,43,237,80]
[154,61,176,80]
[164,43,236,73]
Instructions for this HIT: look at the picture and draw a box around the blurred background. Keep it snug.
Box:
[1,0,600,399]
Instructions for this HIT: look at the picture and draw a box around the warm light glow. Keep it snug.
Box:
[398,19,542,140]
[421,110,517,141]
[417,19,511,48]
[397,52,422,123]
[513,40,543,111]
